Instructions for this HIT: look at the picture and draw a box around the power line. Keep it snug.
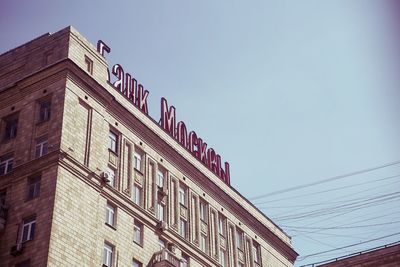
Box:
[254,173,400,205]
[282,219,400,231]
[297,232,400,262]
[249,160,400,201]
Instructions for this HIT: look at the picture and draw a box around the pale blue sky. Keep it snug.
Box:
[1,0,399,265]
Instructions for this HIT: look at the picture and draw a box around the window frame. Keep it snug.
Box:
[35,137,48,159]
[4,114,18,140]
[21,215,36,243]
[27,175,41,200]
[179,218,187,238]
[236,229,244,251]
[156,202,165,222]
[178,184,187,207]
[105,202,116,228]
[108,130,118,154]
[132,259,142,267]
[133,152,142,173]
[103,242,114,267]
[253,241,261,264]
[133,184,142,207]
[106,166,116,188]
[38,100,51,123]
[199,201,208,222]
[0,154,13,176]
[156,170,165,188]
[133,220,143,246]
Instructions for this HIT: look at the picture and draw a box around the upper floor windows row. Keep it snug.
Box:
[1,100,51,142]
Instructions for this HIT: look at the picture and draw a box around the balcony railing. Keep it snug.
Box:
[150,249,182,267]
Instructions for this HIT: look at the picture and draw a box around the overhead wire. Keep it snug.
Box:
[249,160,400,201]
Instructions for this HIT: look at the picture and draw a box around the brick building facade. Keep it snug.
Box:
[0,26,297,267]
[312,243,400,267]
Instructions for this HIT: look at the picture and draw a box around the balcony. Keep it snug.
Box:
[150,249,183,267]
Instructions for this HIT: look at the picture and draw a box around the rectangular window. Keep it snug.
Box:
[236,229,244,251]
[35,138,48,158]
[179,218,187,238]
[134,152,142,172]
[21,216,36,243]
[133,184,142,206]
[181,254,189,267]
[108,131,118,154]
[158,238,166,250]
[38,101,51,122]
[179,185,187,206]
[132,259,142,267]
[106,203,116,227]
[0,189,5,206]
[156,170,164,188]
[218,216,226,237]
[253,242,261,264]
[219,248,226,267]
[27,175,41,200]
[4,115,18,140]
[200,234,207,253]
[103,242,114,267]
[200,201,207,222]
[156,203,165,221]
[0,154,13,175]
[85,55,93,75]
[107,167,116,187]
[133,220,143,245]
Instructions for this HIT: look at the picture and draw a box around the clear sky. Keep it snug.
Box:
[1,0,400,265]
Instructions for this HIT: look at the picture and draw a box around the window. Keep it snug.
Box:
[108,131,118,153]
[236,229,244,251]
[219,248,226,267]
[38,101,51,122]
[103,242,114,267]
[181,254,189,267]
[35,138,48,158]
[0,154,13,175]
[200,201,207,222]
[27,175,41,200]
[179,218,187,238]
[133,184,142,206]
[156,170,164,188]
[0,189,5,206]
[4,115,18,140]
[156,203,165,221]
[179,185,187,206]
[218,216,226,237]
[132,259,142,267]
[106,203,116,227]
[106,167,116,187]
[133,220,143,245]
[85,55,93,74]
[253,242,261,264]
[134,152,142,172]
[200,234,207,253]
[158,238,166,250]
[21,216,36,242]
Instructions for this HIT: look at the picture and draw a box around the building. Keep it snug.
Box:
[305,242,400,267]
[0,26,298,267]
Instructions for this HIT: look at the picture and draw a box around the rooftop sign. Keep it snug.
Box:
[97,40,230,185]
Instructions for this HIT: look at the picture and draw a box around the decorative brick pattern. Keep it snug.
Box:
[0,26,297,267]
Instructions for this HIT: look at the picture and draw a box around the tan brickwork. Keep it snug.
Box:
[0,26,297,267]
